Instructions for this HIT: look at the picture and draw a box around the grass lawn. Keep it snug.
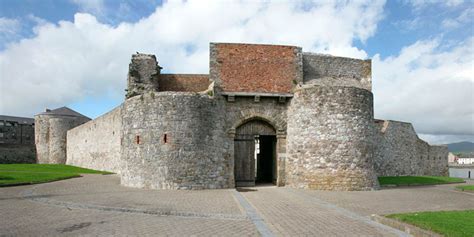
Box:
[387,210,474,237]
[378,176,465,186]
[0,164,112,187]
[455,185,474,192]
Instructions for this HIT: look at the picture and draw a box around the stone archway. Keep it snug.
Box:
[234,119,277,187]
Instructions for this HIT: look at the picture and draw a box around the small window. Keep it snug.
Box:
[0,133,3,138]
[0,121,4,126]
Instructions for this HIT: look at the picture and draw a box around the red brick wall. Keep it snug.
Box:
[158,74,210,92]
[212,43,301,94]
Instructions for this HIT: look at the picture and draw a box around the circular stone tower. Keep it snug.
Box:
[120,92,231,190]
[35,107,90,164]
[286,85,379,190]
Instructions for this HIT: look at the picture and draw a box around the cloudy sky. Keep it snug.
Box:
[0,0,473,144]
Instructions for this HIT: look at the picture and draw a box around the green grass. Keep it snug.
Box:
[387,210,474,237]
[456,185,474,192]
[378,176,465,186]
[0,164,112,187]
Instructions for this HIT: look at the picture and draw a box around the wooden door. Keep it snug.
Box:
[234,120,276,187]
[234,134,255,187]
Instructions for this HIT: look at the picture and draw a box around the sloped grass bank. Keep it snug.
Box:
[378,176,464,187]
[387,210,474,237]
[0,164,112,187]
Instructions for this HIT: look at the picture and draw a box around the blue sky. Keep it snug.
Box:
[0,0,473,144]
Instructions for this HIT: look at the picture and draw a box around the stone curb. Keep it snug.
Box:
[370,214,442,237]
[381,181,465,188]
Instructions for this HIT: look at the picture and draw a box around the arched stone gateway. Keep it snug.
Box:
[233,119,285,187]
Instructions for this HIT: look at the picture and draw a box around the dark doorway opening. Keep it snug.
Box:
[234,119,277,187]
[256,135,276,184]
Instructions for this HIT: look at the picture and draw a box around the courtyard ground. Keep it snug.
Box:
[0,175,473,236]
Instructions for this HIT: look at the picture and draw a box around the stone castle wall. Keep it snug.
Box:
[58,43,448,191]
[120,92,232,189]
[286,85,379,190]
[374,120,448,176]
[302,53,372,91]
[35,114,89,164]
[66,106,123,173]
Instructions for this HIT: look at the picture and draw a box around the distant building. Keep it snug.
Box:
[0,115,35,145]
[448,152,458,163]
[0,115,36,163]
[458,158,474,165]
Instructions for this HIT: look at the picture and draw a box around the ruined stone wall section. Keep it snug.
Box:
[286,85,379,191]
[126,54,161,98]
[302,53,372,91]
[120,92,231,190]
[374,120,448,176]
[35,114,89,164]
[66,106,123,173]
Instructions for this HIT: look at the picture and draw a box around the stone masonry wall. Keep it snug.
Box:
[158,74,210,92]
[374,120,448,176]
[303,53,372,91]
[210,43,303,94]
[286,84,379,190]
[120,92,231,189]
[34,115,50,164]
[0,144,36,164]
[66,106,123,173]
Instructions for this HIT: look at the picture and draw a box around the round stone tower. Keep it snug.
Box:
[286,84,379,190]
[35,107,90,164]
[120,92,231,189]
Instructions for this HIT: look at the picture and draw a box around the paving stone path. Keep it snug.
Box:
[1,175,473,236]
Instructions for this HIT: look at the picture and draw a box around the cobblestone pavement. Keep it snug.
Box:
[0,175,472,236]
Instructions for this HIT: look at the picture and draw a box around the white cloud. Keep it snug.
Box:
[373,37,474,139]
[71,0,106,16]
[0,17,20,34]
[409,0,465,10]
[441,7,474,29]
[0,0,385,117]
[0,17,21,43]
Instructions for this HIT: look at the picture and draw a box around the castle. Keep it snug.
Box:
[34,43,448,191]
